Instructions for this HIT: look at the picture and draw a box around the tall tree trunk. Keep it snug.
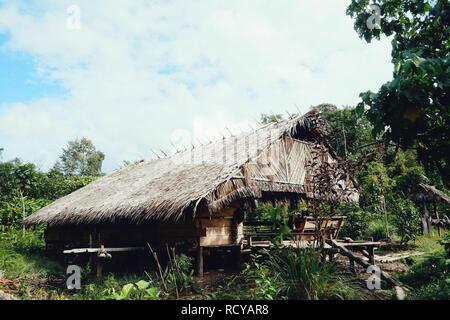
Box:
[19,190,26,236]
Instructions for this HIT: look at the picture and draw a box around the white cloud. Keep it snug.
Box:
[0,0,393,172]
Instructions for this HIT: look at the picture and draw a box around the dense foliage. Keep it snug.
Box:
[399,246,450,300]
[208,249,365,300]
[0,159,96,227]
[347,0,450,187]
[255,107,449,245]
[53,137,105,176]
[0,138,103,228]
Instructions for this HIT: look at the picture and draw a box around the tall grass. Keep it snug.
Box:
[397,232,450,300]
[266,247,366,300]
[0,226,63,278]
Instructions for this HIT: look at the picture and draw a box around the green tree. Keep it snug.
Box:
[0,160,43,229]
[0,160,40,199]
[53,138,105,176]
[323,107,375,160]
[347,0,450,187]
[390,150,428,196]
[0,158,96,227]
[260,113,283,124]
[392,198,421,245]
[357,161,396,238]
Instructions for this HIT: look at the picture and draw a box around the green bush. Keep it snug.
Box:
[365,219,389,241]
[0,226,46,252]
[414,281,450,300]
[110,280,159,300]
[399,251,450,300]
[241,254,279,300]
[266,247,365,300]
[439,232,450,258]
[257,203,291,237]
[70,274,159,300]
[206,253,280,300]
[400,252,449,287]
[392,199,421,245]
[208,248,367,300]
[0,226,62,279]
[337,205,369,239]
[0,197,51,227]
[165,253,194,294]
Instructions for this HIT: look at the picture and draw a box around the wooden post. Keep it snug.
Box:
[328,250,334,262]
[368,247,375,265]
[321,250,326,264]
[233,245,243,270]
[434,202,440,236]
[88,231,96,269]
[349,256,356,274]
[96,259,103,278]
[89,232,93,248]
[422,203,432,234]
[196,246,204,277]
[19,190,26,237]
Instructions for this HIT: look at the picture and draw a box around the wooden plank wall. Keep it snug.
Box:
[45,208,243,249]
[199,217,243,247]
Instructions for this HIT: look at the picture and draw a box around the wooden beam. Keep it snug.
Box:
[285,136,313,146]
[331,240,407,296]
[63,247,145,254]
[250,177,302,185]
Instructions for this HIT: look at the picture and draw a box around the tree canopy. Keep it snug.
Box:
[260,113,283,124]
[347,0,450,186]
[53,138,105,176]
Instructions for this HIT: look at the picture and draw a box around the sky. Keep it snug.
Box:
[0,0,393,172]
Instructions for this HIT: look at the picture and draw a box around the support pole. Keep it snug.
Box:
[349,256,356,274]
[368,247,375,265]
[422,203,432,234]
[96,259,103,278]
[434,202,440,236]
[196,246,204,277]
[233,245,243,270]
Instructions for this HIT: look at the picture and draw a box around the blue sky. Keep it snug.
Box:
[0,34,66,105]
[0,0,393,172]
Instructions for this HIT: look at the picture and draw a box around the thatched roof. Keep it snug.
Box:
[24,112,359,226]
[411,183,450,205]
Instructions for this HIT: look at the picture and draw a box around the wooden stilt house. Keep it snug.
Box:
[24,111,359,275]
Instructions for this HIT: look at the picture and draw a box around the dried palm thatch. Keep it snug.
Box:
[411,183,450,204]
[24,112,358,227]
